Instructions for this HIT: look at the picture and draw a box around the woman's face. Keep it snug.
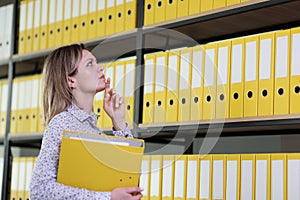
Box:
[72,49,106,94]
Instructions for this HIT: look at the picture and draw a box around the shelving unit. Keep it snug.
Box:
[1,0,300,199]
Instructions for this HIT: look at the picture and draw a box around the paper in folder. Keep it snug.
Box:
[57,130,145,191]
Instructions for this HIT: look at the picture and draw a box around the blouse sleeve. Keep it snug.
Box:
[29,117,111,200]
[112,123,133,138]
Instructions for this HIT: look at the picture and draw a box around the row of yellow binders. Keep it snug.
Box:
[140,153,300,200]
[144,0,251,26]
[8,153,300,200]
[18,0,137,54]
[142,26,300,124]
[0,4,13,60]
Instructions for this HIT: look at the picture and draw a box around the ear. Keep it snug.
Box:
[67,76,76,89]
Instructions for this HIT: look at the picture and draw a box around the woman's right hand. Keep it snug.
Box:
[111,187,143,200]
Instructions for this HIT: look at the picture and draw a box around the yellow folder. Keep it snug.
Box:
[274,29,290,116]
[71,0,80,43]
[54,0,64,47]
[0,80,8,135]
[30,74,41,133]
[213,0,226,9]
[186,155,200,200]
[162,155,175,200]
[227,0,241,6]
[124,0,137,31]
[87,0,98,40]
[165,0,177,21]
[166,49,179,123]
[290,27,300,114]
[114,60,125,104]
[190,45,204,121]
[203,43,217,120]
[201,0,213,12]
[10,157,20,200]
[22,78,33,133]
[140,155,151,200]
[153,51,168,123]
[37,74,45,133]
[62,0,72,45]
[154,0,166,23]
[96,0,106,37]
[0,81,2,135]
[230,37,245,119]
[244,35,259,117]
[225,154,240,200]
[258,32,275,116]
[16,78,26,134]
[173,155,187,200]
[18,0,27,54]
[24,157,35,200]
[124,58,136,128]
[255,154,271,200]
[79,0,89,41]
[16,157,27,200]
[149,155,163,200]
[240,154,255,200]
[144,0,155,26]
[25,0,34,53]
[199,154,212,200]
[32,0,41,52]
[57,130,145,191]
[287,153,300,200]
[177,0,188,18]
[39,0,48,50]
[142,53,155,124]
[47,0,56,48]
[106,0,116,35]
[189,0,201,15]
[271,154,287,200]
[115,0,125,33]
[10,78,19,134]
[178,48,192,122]
[212,154,226,200]
[216,40,231,119]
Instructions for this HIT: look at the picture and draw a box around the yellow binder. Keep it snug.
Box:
[79,0,89,41]
[32,0,41,52]
[244,35,259,117]
[39,0,48,50]
[216,40,231,119]
[71,0,80,43]
[203,43,217,120]
[114,60,125,111]
[290,27,300,114]
[144,0,155,26]
[106,0,116,35]
[186,155,200,200]
[0,80,8,135]
[201,0,213,12]
[149,155,163,200]
[62,0,72,45]
[258,32,275,116]
[255,154,271,200]
[230,37,245,119]
[166,49,179,123]
[30,74,40,133]
[18,0,27,54]
[165,0,177,21]
[23,78,33,133]
[227,0,241,6]
[24,157,35,200]
[154,0,165,23]
[0,81,2,135]
[189,0,200,15]
[25,0,34,53]
[102,62,115,130]
[153,51,168,124]
[240,154,255,200]
[16,157,27,200]
[177,0,188,18]
[142,53,155,124]
[212,154,226,200]
[124,58,136,128]
[140,155,151,200]
[115,0,125,33]
[48,0,56,48]
[57,130,145,191]
[16,78,25,134]
[87,0,98,40]
[199,154,212,200]
[190,45,204,121]
[287,153,300,200]
[173,155,187,200]
[213,0,226,9]
[225,154,240,200]
[37,74,45,133]
[162,155,175,200]
[271,154,287,200]
[96,0,106,37]
[124,0,137,31]
[178,48,192,122]
[274,29,290,115]
[10,157,20,200]
[55,0,64,47]
[10,78,19,134]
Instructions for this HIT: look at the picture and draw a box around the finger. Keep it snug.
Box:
[104,77,111,95]
[131,194,143,200]
[124,187,143,194]
[113,93,121,108]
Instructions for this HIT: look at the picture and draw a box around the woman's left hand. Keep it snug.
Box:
[103,77,126,130]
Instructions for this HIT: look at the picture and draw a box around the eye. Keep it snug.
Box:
[87,61,93,67]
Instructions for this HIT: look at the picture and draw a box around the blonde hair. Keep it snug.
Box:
[41,44,85,126]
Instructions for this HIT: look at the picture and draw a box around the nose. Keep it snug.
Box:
[98,65,104,72]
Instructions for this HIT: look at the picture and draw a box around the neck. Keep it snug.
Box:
[72,93,95,115]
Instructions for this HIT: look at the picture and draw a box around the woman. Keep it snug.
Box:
[30,44,143,199]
